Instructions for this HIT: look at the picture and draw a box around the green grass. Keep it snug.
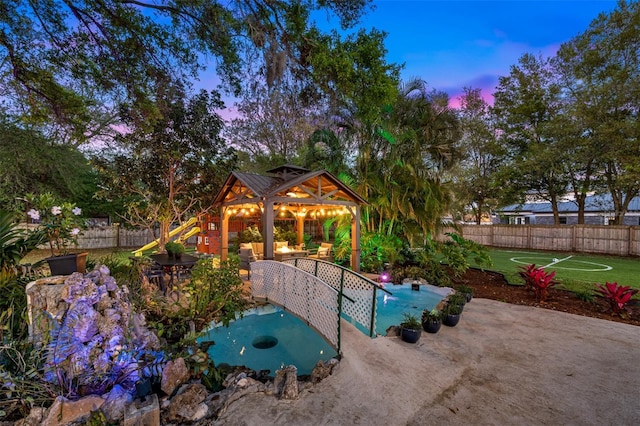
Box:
[22,248,138,266]
[471,248,640,294]
[21,246,201,267]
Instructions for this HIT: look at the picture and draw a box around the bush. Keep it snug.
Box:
[595,282,638,316]
[518,264,558,303]
[183,257,247,328]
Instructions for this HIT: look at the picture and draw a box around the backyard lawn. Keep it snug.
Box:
[474,248,640,293]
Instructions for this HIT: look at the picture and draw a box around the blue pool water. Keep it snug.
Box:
[199,305,338,376]
[199,284,450,374]
[375,283,453,335]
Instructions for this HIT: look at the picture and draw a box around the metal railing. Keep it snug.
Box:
[250,260,354,352]
[283,257,391,337]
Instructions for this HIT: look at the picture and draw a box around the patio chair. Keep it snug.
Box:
[145,265,166,293]
[238,247,257,278]
[308,242,333,262]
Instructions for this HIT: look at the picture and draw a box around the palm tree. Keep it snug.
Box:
[359,79,461,243]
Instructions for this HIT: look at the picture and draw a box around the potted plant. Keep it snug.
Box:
[456,284,474,303]
[25,192,87,275]
[448,292,467,311]
[165,241,185,259]
[399,312,422,343]
[421,308,442,334]
[442,301,463,327]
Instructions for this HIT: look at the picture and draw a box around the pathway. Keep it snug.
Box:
[216,298,640,425]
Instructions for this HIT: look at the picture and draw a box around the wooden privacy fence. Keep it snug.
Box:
[24,225,197,250]
[455,225,640,257]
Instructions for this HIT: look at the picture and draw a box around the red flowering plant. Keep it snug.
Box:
[518,264,559,303]
[595,281,638,316]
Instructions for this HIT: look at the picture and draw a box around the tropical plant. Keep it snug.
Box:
[443,301,463,317]
[183,257,246,328]
[518,264,559,303]
[399,312,421,330]
[456,284,474,302]
[447,292,467,309]
[0,211,45,272]
[239,226,263,243]
[595,282,639,316]
[421,308,442,323]
[23,193,86,257]
[0,339,51,421]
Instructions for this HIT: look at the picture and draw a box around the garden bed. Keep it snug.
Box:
[452,268,640,327]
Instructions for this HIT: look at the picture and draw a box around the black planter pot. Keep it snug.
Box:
[443,313,461,327]
[46,252,88,276]
[400,327,422,343]
[422,319,442,334]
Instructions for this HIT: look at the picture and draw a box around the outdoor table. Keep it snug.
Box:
[274,250,308,262]
[149,253,199,287]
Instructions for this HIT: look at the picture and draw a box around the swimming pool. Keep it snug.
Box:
[198,305,338,376]
[375,283,453,335]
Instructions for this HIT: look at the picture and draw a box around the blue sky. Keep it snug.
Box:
[344,0,619,106]
[209,0,620,117]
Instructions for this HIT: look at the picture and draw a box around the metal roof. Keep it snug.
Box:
[213,167,368,206]
[498,194,640,214]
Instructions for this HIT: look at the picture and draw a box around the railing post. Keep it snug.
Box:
[369,287,377,337]
[337,272,343,353]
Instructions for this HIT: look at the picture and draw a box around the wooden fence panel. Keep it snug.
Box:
[490,225,529,249]
[459,225,493,246]
[574,225,629,256]
[457,225,640,257]
[530,226,573,252]
[631,228,640,256]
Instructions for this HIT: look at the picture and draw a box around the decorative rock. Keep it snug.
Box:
[189,403,209,422]
[25,280,68,345]
[124,393,160,426]
[274,365,299,400]
[385,325,400,336]
[310,359,337,383]
[161,357,190,396]
[14,407,46,426]
[165,383,208,422]
[42,395,105,426]
[101,384,133,423]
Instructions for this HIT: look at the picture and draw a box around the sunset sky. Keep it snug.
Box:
[338,0,620,106]
[210,0,620,117]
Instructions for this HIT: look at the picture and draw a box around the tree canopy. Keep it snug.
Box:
[0,0,373,144]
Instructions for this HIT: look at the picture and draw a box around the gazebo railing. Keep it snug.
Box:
[283,257,391,337]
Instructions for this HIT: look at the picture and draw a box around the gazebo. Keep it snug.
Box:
[212,165,367,271]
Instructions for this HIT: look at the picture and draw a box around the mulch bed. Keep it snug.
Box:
[451,268,640,327]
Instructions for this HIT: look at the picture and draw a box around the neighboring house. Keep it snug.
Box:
[495,194,640,226]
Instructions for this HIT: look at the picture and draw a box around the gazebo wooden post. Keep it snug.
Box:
[296,211,305,247]
[351,205,361,272]
[221,207,229,261]
[263,199,275,260]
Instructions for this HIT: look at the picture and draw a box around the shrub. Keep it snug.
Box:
[184,257,246,327]
[165,241,185,255]
[595,282,638,316]
[421,308,442,323]
[518,264,558,303]
[399,312,421,329]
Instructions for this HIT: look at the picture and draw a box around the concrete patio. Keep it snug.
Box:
[216,298,640,425]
